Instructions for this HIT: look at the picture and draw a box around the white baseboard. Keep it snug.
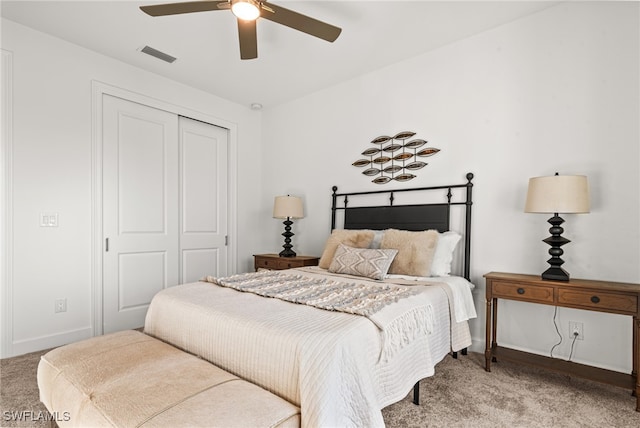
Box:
[468,336,484,354]
[8,327,93,357]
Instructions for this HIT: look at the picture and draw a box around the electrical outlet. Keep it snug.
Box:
[54,298,67,313]
[569,321,583,340]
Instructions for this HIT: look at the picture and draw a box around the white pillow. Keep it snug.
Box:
[329,244,398,280]
[430,231,462,277]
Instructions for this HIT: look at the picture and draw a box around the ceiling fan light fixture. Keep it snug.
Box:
[231,0,260,21]
[140,0,342,59]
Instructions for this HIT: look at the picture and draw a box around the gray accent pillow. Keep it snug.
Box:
[328,244,398,280]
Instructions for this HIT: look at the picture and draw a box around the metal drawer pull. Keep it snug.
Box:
[517,288,525,295]
[591,295,600,304]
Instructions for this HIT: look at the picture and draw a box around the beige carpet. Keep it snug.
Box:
[1,349,52,428]
[1,349,639,427]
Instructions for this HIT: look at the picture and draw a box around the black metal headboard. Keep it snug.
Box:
[330,173,474,279]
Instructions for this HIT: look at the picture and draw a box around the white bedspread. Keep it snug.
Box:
[144,268,473,428]
[384,273,478,322]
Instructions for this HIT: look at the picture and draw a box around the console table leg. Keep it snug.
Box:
[634,316,639,411]
[492,298,498,350]
[485,298,492,371]
[490,298,498,363]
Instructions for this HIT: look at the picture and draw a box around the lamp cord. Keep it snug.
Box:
[549,306,563,358]
[568,333,578,361]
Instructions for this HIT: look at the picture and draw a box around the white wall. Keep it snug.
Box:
[260,2,640,372]
[0,18,263,357]
[2,2,638,371]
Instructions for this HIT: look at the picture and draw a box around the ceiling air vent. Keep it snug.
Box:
[140,45,177,63]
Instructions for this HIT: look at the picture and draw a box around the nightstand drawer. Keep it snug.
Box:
[558,289,638,314]
[492,281,554,304]
[253,254,320,271]
[256,258,280,269]
[277,259,302,269]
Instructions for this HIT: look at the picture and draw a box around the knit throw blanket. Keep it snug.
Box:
[203,270,432,361]
[204,270,419,317]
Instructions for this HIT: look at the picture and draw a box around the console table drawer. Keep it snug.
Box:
[558,289,638,314]
[492,282,554,303]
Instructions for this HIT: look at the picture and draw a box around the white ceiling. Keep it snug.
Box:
[1,0,559,108]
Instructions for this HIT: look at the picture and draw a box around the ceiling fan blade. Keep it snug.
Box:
[259,2,341,42]
[237,19,258,60]
[140,1,229,17]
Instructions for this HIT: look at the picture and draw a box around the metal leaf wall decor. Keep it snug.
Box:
[352,131,440,184]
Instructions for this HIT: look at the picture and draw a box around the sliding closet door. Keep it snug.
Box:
[102,95,179,334]
[101,95,230,334]
[179,117,228,283]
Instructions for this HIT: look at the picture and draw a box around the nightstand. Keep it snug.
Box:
[484,271,640,411]
[253,254,319,271]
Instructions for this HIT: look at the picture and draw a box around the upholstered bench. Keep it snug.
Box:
[37,330,300,427]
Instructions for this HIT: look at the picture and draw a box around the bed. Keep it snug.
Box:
[144,173,476,428]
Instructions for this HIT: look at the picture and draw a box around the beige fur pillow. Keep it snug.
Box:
[380,229,439,276]
[318,229,375,269]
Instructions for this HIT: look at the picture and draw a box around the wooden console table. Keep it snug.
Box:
[484,272,640,411]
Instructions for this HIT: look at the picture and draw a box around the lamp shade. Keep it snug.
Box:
[525,175,590,214]
[273,196,304,219]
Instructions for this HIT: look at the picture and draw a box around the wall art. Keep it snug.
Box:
[352,131,440,184]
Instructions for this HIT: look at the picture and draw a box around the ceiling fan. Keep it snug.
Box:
[140,0,342,60]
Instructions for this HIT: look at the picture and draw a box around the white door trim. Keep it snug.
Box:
[91,80,238,336]
[1,49,14,358]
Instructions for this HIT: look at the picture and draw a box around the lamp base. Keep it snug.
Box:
[540,213,571,282]
[279,248,297,258]
[279,218,296,258]
[541,266,570,282]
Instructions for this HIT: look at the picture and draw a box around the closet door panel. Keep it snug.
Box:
[102,95,179,334]
[180,117,228,284]
[101,98,229,334]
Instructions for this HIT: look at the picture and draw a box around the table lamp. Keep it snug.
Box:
[273,195,304,257]
[524,173,590,281]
